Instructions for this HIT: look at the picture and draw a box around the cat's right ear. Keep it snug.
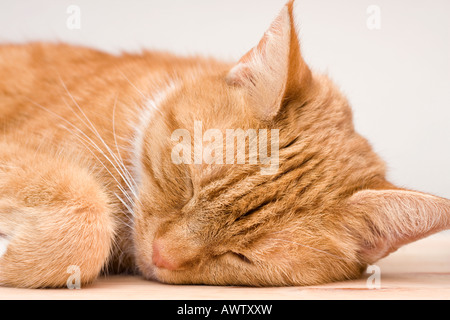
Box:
[226,0,312,121]
[345,189,450,264]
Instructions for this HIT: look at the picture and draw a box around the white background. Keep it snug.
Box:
[0,0,449,199]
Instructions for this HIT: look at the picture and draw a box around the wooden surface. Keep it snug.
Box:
[1,232,449,300]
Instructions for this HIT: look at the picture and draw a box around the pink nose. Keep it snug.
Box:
[152,240,179,270]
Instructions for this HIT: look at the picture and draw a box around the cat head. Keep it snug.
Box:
[132,0,450,286]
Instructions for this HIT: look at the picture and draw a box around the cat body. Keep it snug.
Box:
[0,44,228,286]
[0,1,449,288]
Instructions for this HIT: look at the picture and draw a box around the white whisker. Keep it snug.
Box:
[59,123,136,214]
[22,96,137,219]
[113,192,136,224]
[111,94,141,196]
[57,78,141,204]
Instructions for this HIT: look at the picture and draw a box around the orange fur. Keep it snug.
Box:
[0,1,448,288]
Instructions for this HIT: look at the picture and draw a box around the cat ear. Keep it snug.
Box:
[226,0,312,121]
[345,189,450,264]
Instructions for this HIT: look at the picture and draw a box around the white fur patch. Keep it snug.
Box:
[0,236,9,258]
[130,81,180,190]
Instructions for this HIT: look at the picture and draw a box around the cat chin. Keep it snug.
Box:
[141,263,185,285]
[139,265,160,281]
[135,260,159,282]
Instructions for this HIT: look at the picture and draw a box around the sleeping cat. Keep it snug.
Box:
[0,0,449,288]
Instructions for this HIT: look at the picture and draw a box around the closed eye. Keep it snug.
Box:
[230,252,252,264]
[236,198,275,221]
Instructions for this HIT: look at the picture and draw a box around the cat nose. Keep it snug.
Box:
[152,240,179,270]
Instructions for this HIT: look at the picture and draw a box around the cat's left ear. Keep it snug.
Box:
[226,0,312,121]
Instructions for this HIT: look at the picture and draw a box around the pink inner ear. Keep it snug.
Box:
[226,33,269,87]
[226,64,251,87]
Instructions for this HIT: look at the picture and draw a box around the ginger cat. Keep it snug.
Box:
[0,1,449,288]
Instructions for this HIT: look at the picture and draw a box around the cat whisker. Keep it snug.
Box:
[57,78,141,205]
[119,71,162,116]
[56,124,137,222]
[119,70,169,117]
[111,94,141,197]
[113,192,136,225]
[58,123,137,216]
[119,71,147,100]
[22,96,137,219]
